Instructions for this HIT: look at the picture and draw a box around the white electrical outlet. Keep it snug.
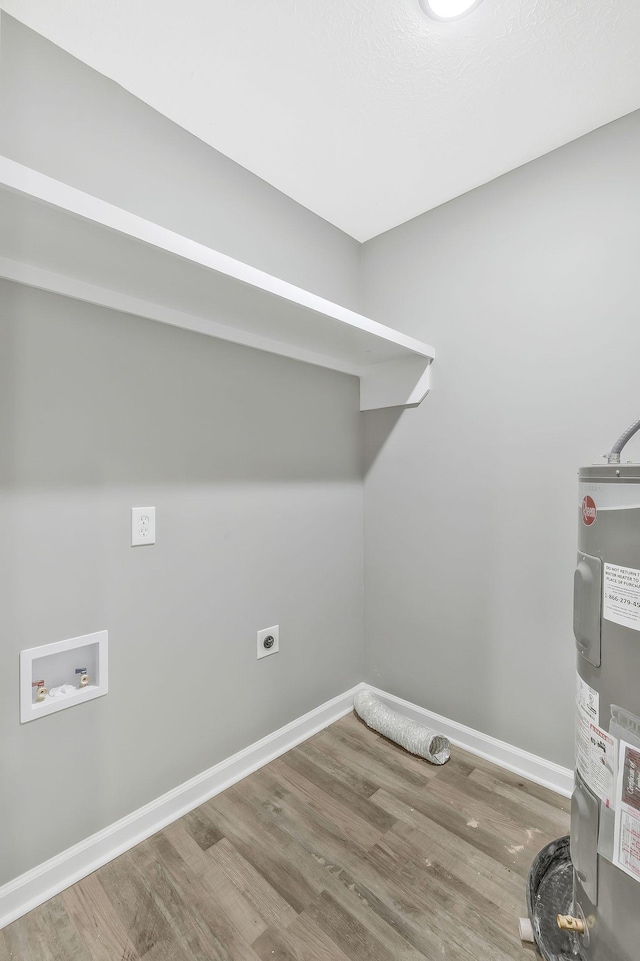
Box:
[131,507,156,546]
[257,625,279,659]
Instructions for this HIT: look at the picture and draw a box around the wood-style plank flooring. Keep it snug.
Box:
[0,713,570,960]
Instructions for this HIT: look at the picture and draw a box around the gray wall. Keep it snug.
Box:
[361,110,640,769]
[0,14,361,309]
[0,17,364,886]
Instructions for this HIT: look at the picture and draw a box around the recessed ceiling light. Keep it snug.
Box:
[419,0,483,21]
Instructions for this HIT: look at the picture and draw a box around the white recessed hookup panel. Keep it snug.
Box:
[20,630,108,723]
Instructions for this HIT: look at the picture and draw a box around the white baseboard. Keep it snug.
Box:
[0,684,361,930]
[0,680,573,930]
[364,684,574,799]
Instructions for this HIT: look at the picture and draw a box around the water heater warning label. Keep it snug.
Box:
[575,675,615,803]
[603,563,640,632]
[576,721,616,807]
[576,675,599,725]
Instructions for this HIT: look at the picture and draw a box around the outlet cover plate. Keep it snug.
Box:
[257,625,279,659]
[132,506,156,546]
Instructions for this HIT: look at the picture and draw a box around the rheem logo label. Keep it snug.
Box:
[582,495,597,526]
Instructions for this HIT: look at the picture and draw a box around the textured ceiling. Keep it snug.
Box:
[2,0,640,241]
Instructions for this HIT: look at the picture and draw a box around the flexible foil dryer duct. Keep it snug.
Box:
[354,691,450,765]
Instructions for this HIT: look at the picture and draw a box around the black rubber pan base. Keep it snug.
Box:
[526,836,580,960]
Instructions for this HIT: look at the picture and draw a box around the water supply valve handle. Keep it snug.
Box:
[75,668,89,687]
[32,680,48,702]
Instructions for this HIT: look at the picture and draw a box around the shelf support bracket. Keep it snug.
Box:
[359,354,433,411]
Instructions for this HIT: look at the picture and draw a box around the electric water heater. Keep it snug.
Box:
[572,429,640,959]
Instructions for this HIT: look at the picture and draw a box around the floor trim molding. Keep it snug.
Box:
[365,684,574,798]
[0,684,361,930]
[1,681,573,929]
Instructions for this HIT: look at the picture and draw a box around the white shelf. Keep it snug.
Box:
[0,156,435,410]
[20,630,108,722]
